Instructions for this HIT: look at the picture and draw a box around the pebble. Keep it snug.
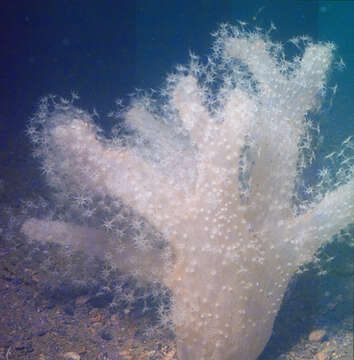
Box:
[100,329,113,341]
[309,329,327,342]
[63,352,80,360]
[314,348,330,360]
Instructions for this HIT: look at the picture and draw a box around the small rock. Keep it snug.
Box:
[100,329,113,341]
[309,329,327,342]
[37,328,50,337]
[63,352,80,360]
[14,341,33,352]
[314,348,330,360]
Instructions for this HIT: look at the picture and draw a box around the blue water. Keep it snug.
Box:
[1,1,353,141]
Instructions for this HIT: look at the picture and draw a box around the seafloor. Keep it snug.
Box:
[0,227,352,360]
[0,139,353,360]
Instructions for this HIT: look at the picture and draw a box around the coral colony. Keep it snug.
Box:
[22,24,353,360]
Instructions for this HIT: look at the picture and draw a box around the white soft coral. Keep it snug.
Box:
[22,25,353,360]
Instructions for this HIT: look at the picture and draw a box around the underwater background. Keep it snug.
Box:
[1,1,354,197]
[0,1,353,359]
